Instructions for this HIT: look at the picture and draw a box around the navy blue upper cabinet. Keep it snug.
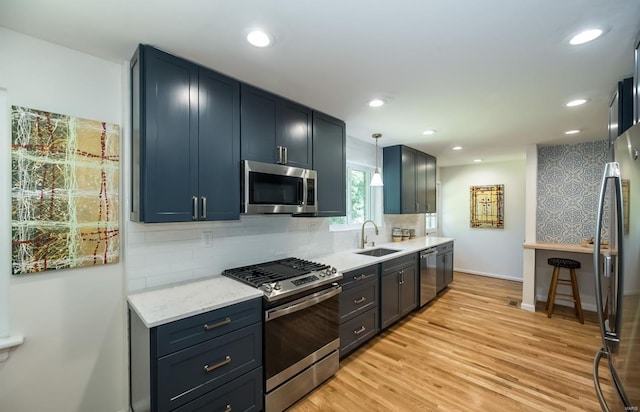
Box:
[198,67,241,221]
[312,111,346,217]
[131,45,240,223]
[241,84,312,169]
[383,145,437,214]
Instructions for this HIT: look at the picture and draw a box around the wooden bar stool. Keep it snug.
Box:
[545,257,584,324]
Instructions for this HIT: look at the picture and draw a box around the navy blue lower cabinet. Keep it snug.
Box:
[129,298,263,412]
[380,254,418,329]
[339,264,379,357]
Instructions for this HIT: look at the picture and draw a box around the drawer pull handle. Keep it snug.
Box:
[204,356,231,373]
[353,296,367,304]
[353,274,367,281]
[354,326,366,335]
[204,317,231,331]
[224,404,232,412]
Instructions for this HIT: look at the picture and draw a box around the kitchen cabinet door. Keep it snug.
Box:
[425,153,437,213]
[240,84,278,164]
[280,99,312,169]
[415,151,428,213]
[131,45,199,223]
[311,111,346,217]
[198,67,240,221]
[401,147,417,213]
[380,272,400,329]
[399,263,418,316]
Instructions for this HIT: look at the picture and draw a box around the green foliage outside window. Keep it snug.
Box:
[330,166,371,226]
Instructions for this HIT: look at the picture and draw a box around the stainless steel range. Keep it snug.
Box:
[223,257,342,412]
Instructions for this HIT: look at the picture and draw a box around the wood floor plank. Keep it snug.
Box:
[289,272,616,411]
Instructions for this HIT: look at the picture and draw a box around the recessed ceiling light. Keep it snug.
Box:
[565,129,581,135]
[247,30,273,47]
[473,159,482,163]
[369,99,385,107]
[452,146,462,151]
[422,129,436,135]
[566,99,587,107]
[569,29,603,45]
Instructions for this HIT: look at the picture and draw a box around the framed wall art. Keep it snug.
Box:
[470,184,504,229]
[11,105,120,275]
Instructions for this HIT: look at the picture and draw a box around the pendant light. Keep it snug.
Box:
[370,133,384,187]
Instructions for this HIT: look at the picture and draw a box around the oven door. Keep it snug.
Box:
[264,283,341,392]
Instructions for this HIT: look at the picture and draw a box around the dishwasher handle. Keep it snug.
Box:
[420,249,437,259]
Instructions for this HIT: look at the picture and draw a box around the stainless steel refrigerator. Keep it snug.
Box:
[593,122,640,411]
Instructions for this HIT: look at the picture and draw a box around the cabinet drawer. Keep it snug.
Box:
[339,280,377,322]
[341,264,378,290]
[381,253,417,275]
[157,323,262,411]
[173,367,263,412]
[340,308,378,357]
[156,298,261,356]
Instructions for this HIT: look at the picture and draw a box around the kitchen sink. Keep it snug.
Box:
[355,248,401,257]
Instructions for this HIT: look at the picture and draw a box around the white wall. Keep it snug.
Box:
[0,28,128,412]
[440,160,526,281]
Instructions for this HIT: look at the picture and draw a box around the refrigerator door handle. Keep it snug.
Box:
[594,162,624,349]
[593,348,612,412]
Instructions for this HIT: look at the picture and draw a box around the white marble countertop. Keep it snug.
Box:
[313,236,455,273]
[127,236,454,328]
[127,276,263,328]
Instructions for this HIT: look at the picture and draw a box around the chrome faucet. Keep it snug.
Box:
[360,220,379,249]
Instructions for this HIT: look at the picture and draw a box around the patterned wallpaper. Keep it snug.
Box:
[537,140,608,243]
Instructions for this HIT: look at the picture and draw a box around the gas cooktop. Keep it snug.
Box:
[222,257,342,302]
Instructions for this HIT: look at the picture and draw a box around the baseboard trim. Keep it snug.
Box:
[520,303,536,312]
[454,268,523,283]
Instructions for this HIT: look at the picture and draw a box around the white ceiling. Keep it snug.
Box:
[1,0,639,166]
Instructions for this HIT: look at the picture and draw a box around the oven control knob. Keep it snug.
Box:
[330,267,337,274]
[273,282,282,291]
[318,270,326,278]
[263,284,273,293]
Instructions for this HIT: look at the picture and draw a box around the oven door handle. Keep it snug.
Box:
[265,284,342,322]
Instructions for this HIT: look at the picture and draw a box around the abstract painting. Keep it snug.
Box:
[11,105,120,275]
[470,184,504,229]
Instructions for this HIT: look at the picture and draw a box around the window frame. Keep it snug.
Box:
[329,162,381,231]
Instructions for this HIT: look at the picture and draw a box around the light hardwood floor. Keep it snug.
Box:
[289,272,615,411]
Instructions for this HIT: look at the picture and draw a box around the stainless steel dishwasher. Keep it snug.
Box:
[419,248,438,306]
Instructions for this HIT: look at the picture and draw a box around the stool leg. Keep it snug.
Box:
[569,268,584,324]
[547,267,560,318]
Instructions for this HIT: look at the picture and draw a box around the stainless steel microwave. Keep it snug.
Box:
[242,160,318,214]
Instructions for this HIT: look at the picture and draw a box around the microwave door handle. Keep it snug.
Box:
[283,146,288,164]
[299,179,305,205]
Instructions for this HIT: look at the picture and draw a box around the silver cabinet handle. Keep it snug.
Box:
[192,196,198,220]
[353,296,367,304]
[201,196,207,220]
[353,274,368,281]
[204,355,231,373]
[354,326,366,335]
[277,146,284,164]
[284,146,288,164]
[224,405,232,412]
[203,317,231,331]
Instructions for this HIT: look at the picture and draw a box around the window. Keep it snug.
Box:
[330,163,380,229]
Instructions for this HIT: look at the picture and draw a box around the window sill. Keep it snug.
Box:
[0,335,24,363]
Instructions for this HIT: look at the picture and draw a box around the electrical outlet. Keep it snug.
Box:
[202,231,214,248]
